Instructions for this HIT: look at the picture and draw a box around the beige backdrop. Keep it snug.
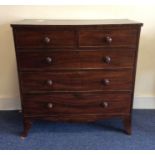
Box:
[0,5,155,109]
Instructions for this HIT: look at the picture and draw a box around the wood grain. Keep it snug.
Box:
[20,70,133,92]
[22,92,132,115]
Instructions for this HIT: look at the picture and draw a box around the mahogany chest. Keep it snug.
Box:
[11,19,143,137]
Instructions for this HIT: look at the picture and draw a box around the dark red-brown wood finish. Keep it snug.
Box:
[11,19,143,138]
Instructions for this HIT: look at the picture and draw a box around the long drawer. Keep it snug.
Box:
[22,92,132,115]
[20,70,133,92]
[17,49,135,70]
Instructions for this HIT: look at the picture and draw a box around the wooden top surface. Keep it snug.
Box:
[11,19,143,26]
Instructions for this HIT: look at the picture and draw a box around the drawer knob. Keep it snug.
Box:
[106,36,112,44]
[47,80,53,86]
[103,79,110,85]
[47,103,53,109]
[103,56,111,64]
[44,37,50,44]
[101,101,109,108]
[46,57,52,64]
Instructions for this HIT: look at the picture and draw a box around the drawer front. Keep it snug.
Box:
[23,92,132,115]
[20,70,133,92]
[14,30,76,48]
[17,49,135,70]
[79,28,138,48]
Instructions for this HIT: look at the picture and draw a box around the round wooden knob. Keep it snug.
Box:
[103,79,110,85]
[101,101,108,108]
[47,103,53,109]
[103,56,111,64]
[106,36,112,44]
[47,80,53,86]
[46,57,52,64]
[44,37,50,44]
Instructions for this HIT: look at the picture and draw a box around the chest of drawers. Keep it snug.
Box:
[11,19,143,137]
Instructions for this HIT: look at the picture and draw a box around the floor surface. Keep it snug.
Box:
[0,110,154,150]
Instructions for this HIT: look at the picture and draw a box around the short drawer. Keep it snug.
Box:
[79,28,138,48]
[20,70,133,92]
[17,49,135,70]
[22,92,132,115]
[14,29,76,48]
